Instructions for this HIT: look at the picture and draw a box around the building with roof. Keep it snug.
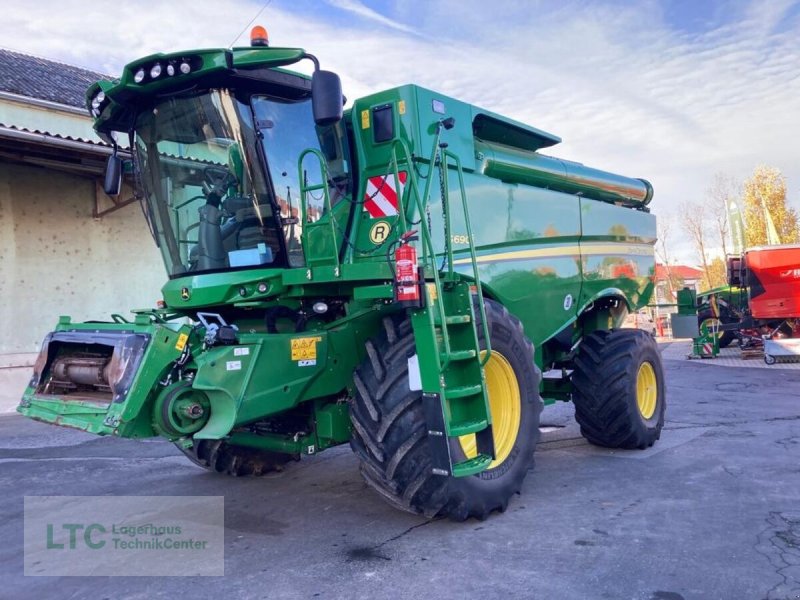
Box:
[0,49,163,412]
[654,263,704,305]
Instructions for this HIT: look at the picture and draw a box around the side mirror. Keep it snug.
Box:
[104,155,123,196]
[311,70,343,126]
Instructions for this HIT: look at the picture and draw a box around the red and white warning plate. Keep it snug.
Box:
[363,171,407,218]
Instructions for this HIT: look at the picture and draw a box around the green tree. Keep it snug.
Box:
[742,166,799,246]
[703,256,727,290]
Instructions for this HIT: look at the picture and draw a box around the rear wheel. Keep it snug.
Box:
[177,439,298,476]
[350,300,542,520]
[572,329,666,449]
[698,310,736,348]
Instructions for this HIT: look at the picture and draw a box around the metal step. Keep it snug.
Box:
[452,453,493,477]
[441,349,477,362]
[448,418,489,437]
[444,315,471,325]
[443,384,483,400]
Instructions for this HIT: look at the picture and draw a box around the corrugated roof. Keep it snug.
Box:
[0,48,110,109]
[0,122,109,148]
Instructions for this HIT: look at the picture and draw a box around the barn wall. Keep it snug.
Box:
[0,161,164,411]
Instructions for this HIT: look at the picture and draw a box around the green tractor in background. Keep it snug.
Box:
[18,28,666,520]
[696,285,747,348]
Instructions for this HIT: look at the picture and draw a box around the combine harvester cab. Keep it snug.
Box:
[19,27,665,520]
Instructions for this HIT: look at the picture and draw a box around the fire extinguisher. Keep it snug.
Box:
[394,231,423,308]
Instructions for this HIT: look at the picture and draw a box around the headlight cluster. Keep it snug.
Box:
[133,58,195,85]
[90,90,107,118]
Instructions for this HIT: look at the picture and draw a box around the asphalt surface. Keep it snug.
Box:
[2,349,800,599]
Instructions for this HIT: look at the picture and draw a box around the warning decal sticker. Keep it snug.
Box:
[363,171,408,218]
[174,333,189,352]
[291,336,322,362]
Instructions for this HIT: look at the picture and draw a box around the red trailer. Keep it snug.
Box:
[746,244,800,319]
[718,244,800,363]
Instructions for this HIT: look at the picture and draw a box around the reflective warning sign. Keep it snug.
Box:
[363,171,407,218]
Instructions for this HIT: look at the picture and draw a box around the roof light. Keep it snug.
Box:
[250,25,269,46]
[166,64,175,76]
[134,69,145,83]
[179,61,191,74]
[150,63,162,79]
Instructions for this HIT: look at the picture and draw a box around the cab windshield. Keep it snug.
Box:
[133,89,350,276]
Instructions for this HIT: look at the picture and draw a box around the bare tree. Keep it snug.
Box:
[706,173,738,258]
[680,199,712,289]
[655,214,682,299]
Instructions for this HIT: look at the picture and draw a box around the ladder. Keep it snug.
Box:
[389,122,495,478]
[297,120,496,478]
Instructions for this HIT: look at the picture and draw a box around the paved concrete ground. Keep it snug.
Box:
[2,352,800,599]
[662,339,800,370]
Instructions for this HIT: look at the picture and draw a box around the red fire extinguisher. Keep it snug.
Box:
[394,231,422,308]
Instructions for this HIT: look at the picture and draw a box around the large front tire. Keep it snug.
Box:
[350,300,542,521]
[572,329,666,449]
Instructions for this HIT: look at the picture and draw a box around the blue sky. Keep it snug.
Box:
[1,0,798,262]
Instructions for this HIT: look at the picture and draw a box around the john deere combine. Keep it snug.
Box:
[18,29,665,520]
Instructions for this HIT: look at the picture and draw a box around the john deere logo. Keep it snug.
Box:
[180,287,191,301]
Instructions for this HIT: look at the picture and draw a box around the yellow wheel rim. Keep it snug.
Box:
[700,318,724,341]
[459,351,521,469]
[636,361,658,420]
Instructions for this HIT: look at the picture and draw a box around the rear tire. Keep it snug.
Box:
[350,300,542,521]
[177,439,298,476]
[698,310,736,348]
[572,329,666,449]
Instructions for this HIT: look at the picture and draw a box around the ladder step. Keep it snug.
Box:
[452,453,493,478]
[444,315,471,325]
[448,418,489,437]
[441,349,477,362]
[444,384,483,400]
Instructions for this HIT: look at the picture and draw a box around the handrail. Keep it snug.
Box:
[389,121,491,369]
[389,133,454,366]
[442,148,491,366]
[297,148,340,275]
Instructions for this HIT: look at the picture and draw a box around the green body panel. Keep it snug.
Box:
[21,44,657,477]
[19,309,384,444]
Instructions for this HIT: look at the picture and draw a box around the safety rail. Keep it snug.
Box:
[441,147,492,367]
[388,122,491,368]
[297,148,340,275]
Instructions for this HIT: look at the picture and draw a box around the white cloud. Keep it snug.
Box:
[0,0,798,264]
[325,0,418,35]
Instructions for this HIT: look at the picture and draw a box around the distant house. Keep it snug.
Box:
[0,49,163,412]
[654,263,704,307]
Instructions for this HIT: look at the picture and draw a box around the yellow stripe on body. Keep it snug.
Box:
[452,242,654,265]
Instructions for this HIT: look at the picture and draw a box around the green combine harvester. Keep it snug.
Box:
[18,28,665,520]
